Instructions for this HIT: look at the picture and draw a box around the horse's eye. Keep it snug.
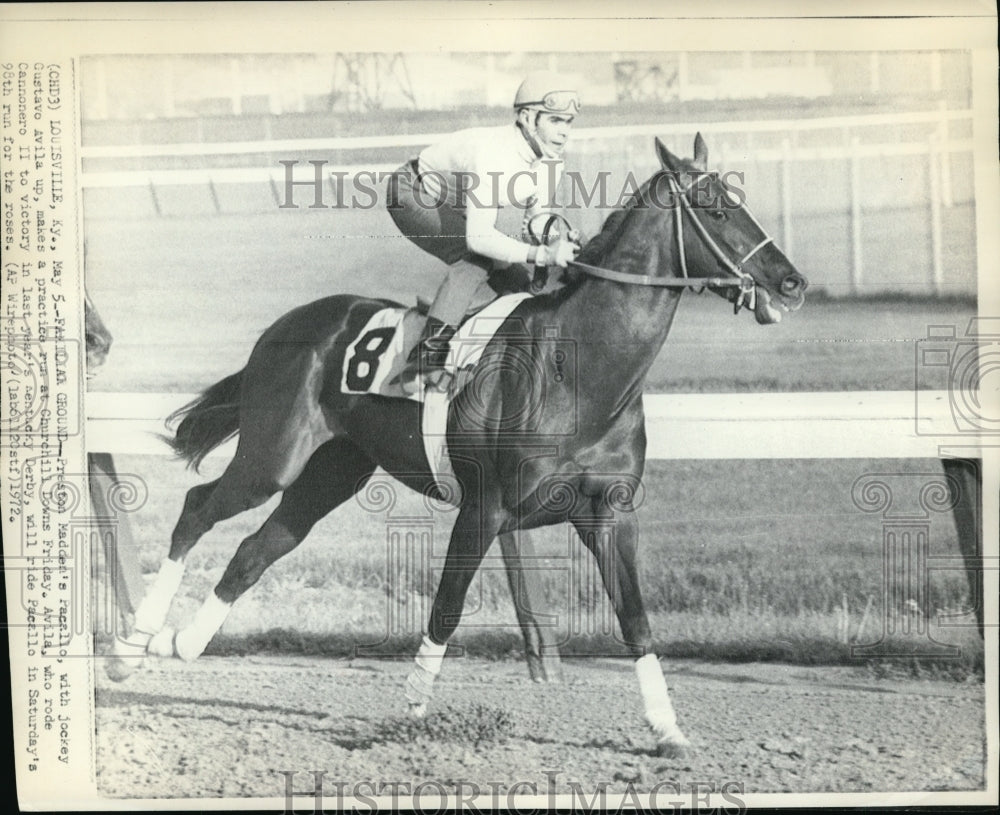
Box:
[711,209,727,220]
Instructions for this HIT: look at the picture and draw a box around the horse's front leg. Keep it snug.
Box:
[406,494,506,716]
[572,506,692,758]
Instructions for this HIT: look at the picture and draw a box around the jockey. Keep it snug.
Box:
[386,72,582,376]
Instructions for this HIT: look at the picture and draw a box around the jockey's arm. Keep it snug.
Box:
[521,163,583,247]
[462,147,575,267]
[465,204,577,268]
[464,202,536,265]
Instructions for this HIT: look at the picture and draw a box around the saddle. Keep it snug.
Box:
[342,214,575,402]
[339,292,533,402]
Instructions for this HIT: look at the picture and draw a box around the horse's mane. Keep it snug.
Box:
[575,173,659,266]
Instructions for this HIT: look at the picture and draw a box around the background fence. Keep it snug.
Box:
[81,107,977,297]
[86,390,957,461]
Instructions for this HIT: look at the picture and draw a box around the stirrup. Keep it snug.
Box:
[420,333,453,368]
[399,324,456,394]
[399,363,452,396]
[408,323,456,367]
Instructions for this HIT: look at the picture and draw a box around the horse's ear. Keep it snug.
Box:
[654,137,679,172]
[693,132,708,171]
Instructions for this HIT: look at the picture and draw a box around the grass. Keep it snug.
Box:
[93,455,984,678]
[84,210,977,393]
[369,705,516,748]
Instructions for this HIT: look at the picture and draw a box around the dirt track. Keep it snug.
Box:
[95,655,985,800]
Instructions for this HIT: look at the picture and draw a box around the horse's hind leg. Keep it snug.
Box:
[107,476,228,679]
[164,438,377,661]
[134,455,281,630]
[113,477,220,648]
[109,440,316,679]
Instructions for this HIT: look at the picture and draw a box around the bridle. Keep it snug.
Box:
[533,171,776,313]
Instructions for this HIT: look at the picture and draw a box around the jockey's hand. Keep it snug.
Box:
[536,238,579,268]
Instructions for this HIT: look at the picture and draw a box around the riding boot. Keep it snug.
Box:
[399,319,457,393]
[399,262,489,391]
[408,319,457,369]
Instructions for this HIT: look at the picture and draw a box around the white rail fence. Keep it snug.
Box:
[81,109,972,161]
[87,391,957,461]
[82,108,976,297]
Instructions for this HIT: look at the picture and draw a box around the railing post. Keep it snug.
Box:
[849,136,863,295]
[207,176,221,214]
[268,172,282,207]
[928,134,944,296]
[937,100,952,207]
[780,138,794,258]
[148,177,161,217]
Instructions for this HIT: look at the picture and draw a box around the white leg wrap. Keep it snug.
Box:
[415,635,447,675]
[133,558,185,634]
[636,653,680,736]
[174,592,231,662]
[406,635,447,708]
[147,626,177,658]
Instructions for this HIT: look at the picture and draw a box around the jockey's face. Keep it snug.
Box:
[520,109,575,156]
[534,112,574,155]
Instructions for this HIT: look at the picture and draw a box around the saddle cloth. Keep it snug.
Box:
[340,293,533,498]
[339,293,532,401]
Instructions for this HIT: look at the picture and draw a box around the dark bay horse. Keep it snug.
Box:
[942,457,984,638]
[112,135,810,755]
[85,290,113,372]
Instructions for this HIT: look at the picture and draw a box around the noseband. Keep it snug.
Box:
[544,172,776,312]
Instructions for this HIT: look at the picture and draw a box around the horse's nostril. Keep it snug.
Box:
[781,275,802,294]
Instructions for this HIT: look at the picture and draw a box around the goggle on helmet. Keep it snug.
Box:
[517,89,581,115]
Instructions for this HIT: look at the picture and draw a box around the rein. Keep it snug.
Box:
[548,172,776,312]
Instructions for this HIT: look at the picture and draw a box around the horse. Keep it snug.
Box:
[109,134,809,756]
[85,289,113,372]
[941,457,984,638]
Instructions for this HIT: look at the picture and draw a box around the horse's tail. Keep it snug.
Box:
[164,370,244,471]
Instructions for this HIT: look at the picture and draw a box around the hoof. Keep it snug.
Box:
[173,629,206,662]
[105,655,141,682]
[408,703,427,719]
[147,626,176,658]
[105,632,151,681]
[526,654,545,683]
[541,654,563,683]
[655,735,693,760]
[526,652,563,684]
